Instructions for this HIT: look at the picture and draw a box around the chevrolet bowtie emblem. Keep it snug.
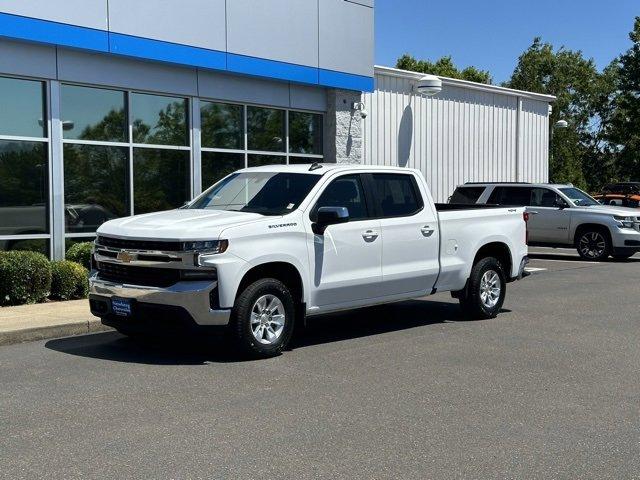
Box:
[116,251,133,263]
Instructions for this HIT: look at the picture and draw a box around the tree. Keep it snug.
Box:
[606,17,640,181]
[396,54,492,84]
[504,38,603,188]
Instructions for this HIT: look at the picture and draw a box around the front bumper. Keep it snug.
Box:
[89,272,231,326]
[612,227,640,252]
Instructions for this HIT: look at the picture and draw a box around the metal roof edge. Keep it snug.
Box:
[374,65,557,103]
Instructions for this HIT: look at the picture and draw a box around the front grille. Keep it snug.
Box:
[96,261,181,288]
[96,235,182,252]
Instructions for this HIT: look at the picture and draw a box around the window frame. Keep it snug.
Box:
[309,173,372,223]
[363,172,425,219]
[0,74,52,257]
[198,97,324,189]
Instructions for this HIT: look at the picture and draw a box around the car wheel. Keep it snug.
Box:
[576,229,611,261]
[459,257,506,320]
[231,278,295,358]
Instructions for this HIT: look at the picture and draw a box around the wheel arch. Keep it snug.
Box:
[235,261,305,307]
[473,241,512,278]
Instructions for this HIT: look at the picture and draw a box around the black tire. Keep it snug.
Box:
[458,257,506,320]
[576,228,611,261]
[230,278,296,358]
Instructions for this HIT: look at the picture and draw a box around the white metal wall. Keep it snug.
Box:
[363,67,553,202]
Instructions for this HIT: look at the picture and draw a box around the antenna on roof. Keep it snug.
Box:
[309,163,323,171]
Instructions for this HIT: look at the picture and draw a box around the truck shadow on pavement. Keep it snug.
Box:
[529,253,640,263]
[45,299,505,365]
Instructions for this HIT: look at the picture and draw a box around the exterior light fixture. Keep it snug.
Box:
[414,74,442,96]
[352,101,368,119]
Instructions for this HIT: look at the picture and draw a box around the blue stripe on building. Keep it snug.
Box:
[0,12,373,92]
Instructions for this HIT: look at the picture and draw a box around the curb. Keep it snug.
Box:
[0,319,113,347]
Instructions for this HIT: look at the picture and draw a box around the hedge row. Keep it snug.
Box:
[0,242,93,307]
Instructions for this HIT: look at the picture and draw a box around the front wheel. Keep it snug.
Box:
[576,229,611,261]
[458,257,506,319]
[230,278,296,358]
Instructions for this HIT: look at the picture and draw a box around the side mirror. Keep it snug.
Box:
[312,206,349,235]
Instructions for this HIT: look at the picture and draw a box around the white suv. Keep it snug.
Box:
[450,182,640,261]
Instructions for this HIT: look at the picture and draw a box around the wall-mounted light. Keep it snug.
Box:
[413,74,442,97]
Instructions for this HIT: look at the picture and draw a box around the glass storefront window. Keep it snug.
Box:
[201,152,245,190]
[201,102,243,150]
[0,141,48,236]
[0,77,46,138]
[133,148,190,214]
[0,238,49,256]
[248,154,286,168]
[131,93,188,146]
[63,144,129,233]
[61,85,127,143]
[247,107,285,152]
[289,112,323,155]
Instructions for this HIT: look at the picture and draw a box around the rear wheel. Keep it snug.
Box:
[576,229,611,261]
[230,278,295,358]
[458,257,506,319]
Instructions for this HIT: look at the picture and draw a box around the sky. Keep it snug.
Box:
[375,0,640,84]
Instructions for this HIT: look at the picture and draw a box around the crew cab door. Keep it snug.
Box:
[305,173,382,309]
[370,172,440,296]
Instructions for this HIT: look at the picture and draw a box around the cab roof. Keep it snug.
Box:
[238,163,418,176]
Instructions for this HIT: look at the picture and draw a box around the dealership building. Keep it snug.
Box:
[0,1,553,259]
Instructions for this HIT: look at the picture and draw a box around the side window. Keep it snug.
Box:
[530,188,562,207]
[492,187,533,206]
[450,186,485,204]
[371,173,423,217]
[312,174,369,221]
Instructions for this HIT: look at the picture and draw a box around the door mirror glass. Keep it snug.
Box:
[313,206,349,234]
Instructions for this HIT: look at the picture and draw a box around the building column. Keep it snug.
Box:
[324,89,364,164]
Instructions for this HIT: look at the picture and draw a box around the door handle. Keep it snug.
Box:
[529,211,539,215]
[362,230,379,242]
[420,225,435,237]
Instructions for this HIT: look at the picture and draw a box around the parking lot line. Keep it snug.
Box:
[524,267,547,272]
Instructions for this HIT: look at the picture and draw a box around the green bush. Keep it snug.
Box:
[66,242,93,270]
[0,251,52,306]
[50,260,89,301]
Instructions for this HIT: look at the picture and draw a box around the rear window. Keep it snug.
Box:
[450,186,485,204]
[371,173,423,217]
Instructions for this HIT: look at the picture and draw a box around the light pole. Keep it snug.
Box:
[550,119,568,181]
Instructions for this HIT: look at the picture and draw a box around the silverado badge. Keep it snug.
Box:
[116,251,133,263]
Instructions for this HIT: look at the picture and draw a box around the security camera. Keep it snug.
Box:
[352,101,368,119]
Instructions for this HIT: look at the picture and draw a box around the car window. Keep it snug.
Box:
[530,188,563,207]
[450,186,485,204]
[558,187,599,207]
[312,174,369,221]
[371,173,423,218]
[488,187,533,206]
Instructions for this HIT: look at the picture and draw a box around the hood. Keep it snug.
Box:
[570,205,640,217]
[97,208,270,241]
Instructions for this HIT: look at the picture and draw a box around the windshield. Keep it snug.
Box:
[188,172,321,215]
[559,187,599,207]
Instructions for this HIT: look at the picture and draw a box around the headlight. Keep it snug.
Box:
[614,216,636,229]
[181,240,228,253]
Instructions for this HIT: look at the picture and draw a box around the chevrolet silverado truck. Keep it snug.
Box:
[450,182,640,261]
[89,164,529,358]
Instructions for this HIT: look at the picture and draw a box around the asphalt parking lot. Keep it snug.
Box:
[1,248,639,479]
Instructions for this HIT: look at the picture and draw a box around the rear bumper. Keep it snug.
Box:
[89,272,231,326]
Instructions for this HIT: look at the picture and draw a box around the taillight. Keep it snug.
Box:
[523,212,529,245]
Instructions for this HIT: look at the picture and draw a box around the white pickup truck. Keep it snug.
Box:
[89,164,529,357]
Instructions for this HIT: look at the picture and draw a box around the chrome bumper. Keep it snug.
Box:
[89,272,231,326]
